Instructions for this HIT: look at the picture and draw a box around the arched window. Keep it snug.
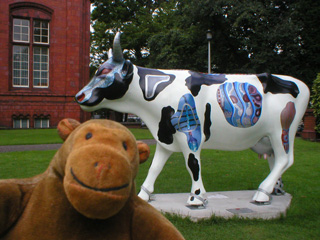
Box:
[12,114,30,128]
[33,114,50,128]
[10,2,53,89]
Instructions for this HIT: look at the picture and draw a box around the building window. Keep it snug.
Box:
[33,47,49,87]
[13,118,29,129]
[33,20,49,44]
[13,45,29,87]
[13,18,30,42]
[34,118,49,128]
[12,18,50,88]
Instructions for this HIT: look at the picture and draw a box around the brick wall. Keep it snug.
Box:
[0,0,91,128]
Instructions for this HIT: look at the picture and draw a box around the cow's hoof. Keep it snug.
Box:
[272,178,285,195]
[138,190,149,201]
[187,194,208,207]
[138,186,153,201]
[252,189,272,203]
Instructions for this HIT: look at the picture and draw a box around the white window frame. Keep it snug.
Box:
[13,18,30,43]
[33,20,50,44]
[33,47,49,88]
[12,45,30,87]
[12,18,50,89]
[34,118,50,128]
[13,118,30,129]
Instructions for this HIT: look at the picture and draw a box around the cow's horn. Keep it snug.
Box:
[112,32,124,62]
[107,48,113,59]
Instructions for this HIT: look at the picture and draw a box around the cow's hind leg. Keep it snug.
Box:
[252,135,292,203]
[253,101,297,203]
[267,154,286,195]
[251,137,284,195]
[138,143,172,201]
[183,151,207,206]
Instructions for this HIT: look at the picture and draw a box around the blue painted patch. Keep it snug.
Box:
[171,94,201,152]
[217,82,262,128]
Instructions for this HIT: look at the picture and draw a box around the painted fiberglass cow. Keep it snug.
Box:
[76,33,309,206]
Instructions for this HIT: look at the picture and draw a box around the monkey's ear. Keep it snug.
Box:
[57,119,81,141]
[136,141,150,164]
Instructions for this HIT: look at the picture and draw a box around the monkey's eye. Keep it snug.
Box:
[85,132,92,140]
[122,142,128,151]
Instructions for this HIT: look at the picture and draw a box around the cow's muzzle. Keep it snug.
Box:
[75,88,104,107]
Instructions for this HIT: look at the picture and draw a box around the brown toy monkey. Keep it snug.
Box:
[0,119,185,240]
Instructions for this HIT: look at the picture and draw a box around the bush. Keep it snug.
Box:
[311,73,320,133]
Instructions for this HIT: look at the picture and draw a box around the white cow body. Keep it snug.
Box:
[76,33,310,206]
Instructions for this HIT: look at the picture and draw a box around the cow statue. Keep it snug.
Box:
[76,32,309,206]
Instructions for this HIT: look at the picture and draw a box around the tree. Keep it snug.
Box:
[146,0,251,72]
[311,73,320,133]
[90,0,172,68]
[227,0,320,86]
[90,0,320,86]
[292,0,320,86]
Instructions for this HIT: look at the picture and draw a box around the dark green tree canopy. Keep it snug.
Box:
[90,0,320,86]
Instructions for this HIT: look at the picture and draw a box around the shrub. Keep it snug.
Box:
[311,73,320,133]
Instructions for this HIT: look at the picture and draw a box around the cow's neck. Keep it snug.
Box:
[111,66,169,132]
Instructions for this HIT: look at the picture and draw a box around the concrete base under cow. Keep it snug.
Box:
[149,190,292,221]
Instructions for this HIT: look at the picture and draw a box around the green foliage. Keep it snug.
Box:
[90,0,320,86]
[311,73,320,133]
[90,0,172,68]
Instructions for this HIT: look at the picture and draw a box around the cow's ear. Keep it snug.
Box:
[57,118,81,141]
[122,60,133,81]
[136,141,150,164]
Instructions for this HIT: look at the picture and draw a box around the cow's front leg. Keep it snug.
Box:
[138,143,173,201]
[183,151,207,206]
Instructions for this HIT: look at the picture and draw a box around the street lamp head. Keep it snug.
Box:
[206,29,212,41]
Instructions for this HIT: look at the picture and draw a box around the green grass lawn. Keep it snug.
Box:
[0,136,319,239]
[0,127,153,145]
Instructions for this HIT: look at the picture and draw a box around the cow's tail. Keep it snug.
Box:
[282,78,310,169]
[274,75,310,133]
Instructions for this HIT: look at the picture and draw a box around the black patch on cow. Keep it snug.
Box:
[188,153,200,181]
[158,106,176,144]
[195,189,201,195]
[257,73,299,98]
[138,67,176,101]
[204,103,212,142]
[185,71,227,96]
[103,71,133,100]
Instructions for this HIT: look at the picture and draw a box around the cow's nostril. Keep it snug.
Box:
[76,92,85,102]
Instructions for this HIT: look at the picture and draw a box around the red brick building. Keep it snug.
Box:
[0,0,91,128]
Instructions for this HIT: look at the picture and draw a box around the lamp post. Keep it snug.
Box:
[206,29,212,74]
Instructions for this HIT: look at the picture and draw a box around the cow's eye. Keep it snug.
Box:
[86,132,92,140]
[122,142,128,151]
[101,68,112,75]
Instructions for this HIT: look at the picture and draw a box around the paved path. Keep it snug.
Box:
[0,139,157,153]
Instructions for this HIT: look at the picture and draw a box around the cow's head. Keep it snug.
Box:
[75,32,133,110]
